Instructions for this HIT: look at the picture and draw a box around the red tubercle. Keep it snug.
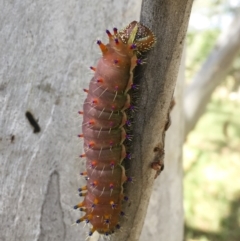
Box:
[106,29,113,39]
[130,43,137,50]
[90,66,96,71]
[96,78,104,83]
[97,40,108,53]
[91,198,99,210]
[90,181,98,187]
[79,207,86,212]
[79,192,87,197]
[114,38,119,45]
[80,171,87,176]
[75,217,85,223]
[109,183,114,189]
[88,120,95,125]
[74,201,84,209]
[90,161,97,168]
[113,27,118,35]
[92,99,98,105]
[110,161,115,169]
[109,141,114,147]
[76,214,93,224]
[78,186,87,192]
[88,141,95,148]
[91,198,98,211]
[110,201,117,209]
[113,59,119,64]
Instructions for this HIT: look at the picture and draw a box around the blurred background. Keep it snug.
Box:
[184,0,240,240]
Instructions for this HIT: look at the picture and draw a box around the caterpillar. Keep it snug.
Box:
[74,21,156,237]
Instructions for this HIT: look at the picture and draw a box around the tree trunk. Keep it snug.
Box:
[184,11,240,136]
[112,1,192,240]
[140,45,185,241]
[0,0,191,241]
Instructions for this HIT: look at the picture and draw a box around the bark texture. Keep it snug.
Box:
[140,45,185,241]
[184,11,240,136]
[111,1,193,240]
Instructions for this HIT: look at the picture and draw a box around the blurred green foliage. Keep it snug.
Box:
[184,0,240,239]
[186,30,220,81]
[184,95,240,241]
[184,10,240,241]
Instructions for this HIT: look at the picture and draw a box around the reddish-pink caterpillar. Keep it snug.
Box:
[74,21,156,237]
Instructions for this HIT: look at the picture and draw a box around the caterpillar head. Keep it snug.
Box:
[118,21,156,52]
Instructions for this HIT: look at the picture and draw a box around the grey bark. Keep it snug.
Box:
[112,1,193,240]
[184,11,240,136]
[140,45,185,241]
[0,0,190,241]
